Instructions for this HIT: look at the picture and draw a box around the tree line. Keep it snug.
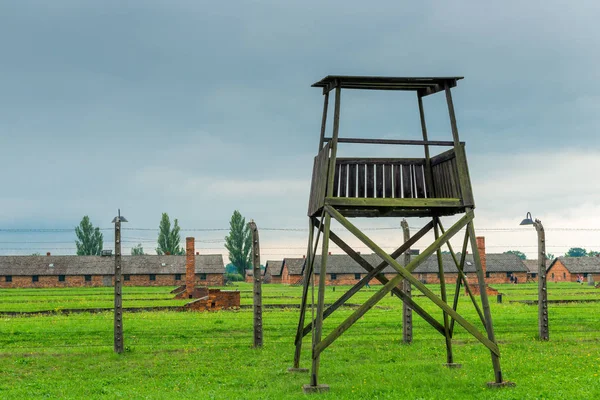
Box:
[75,213,185,257]
[74,210,253,277]
[504,248,600,260]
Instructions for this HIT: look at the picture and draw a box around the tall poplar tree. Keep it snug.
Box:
[75,216,104,255]
[156,213,184,255]
[224,210,252,276]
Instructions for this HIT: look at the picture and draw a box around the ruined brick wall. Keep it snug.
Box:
[184,289,240,311]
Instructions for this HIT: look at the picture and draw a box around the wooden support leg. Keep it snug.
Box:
[306,213,331,392]
[289,219,315,372]
[434,217,456,367]
[401,219,412,344]
[466,218,510,386]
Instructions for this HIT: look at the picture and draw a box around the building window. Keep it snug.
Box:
[5,275,12,282]
[584,273,588,278]
[124,275,130,281]
[354,273,361,280]
[485,272,490,278]
[506,272,512,278]
[551,273,554,279]
[563,272,566,279]
[200,273,207,281]
[32,275,39,282]
[58,275,66,282]
[330,273,337,280]
[84,275,92,282]
[149,274,156,281]
[531,273,537,278]
[175,274,182,281]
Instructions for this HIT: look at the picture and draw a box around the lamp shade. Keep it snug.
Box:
[519,212,534,226]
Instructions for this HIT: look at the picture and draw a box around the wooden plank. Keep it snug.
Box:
[393,164,401,198]
[337,158,424,165]
[320,206,500,357]
[332,163,340,197]
[357,164,365,197]
[325,197,463,208]
[384,164,392,198]
[402,164,413,198]
[317,92,330,151]
[348,164,357,198]
[375,164,384,198]
[450,157,461,199]
[430,148,456,167]
[323,138,459,146]
[339,164,348,197]
[414,165,426,198]
[366,164,375,198]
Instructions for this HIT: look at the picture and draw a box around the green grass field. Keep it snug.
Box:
[1,282,599,399]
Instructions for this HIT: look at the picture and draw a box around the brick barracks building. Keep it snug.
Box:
[278,237,528,286]
[0,253,225,288]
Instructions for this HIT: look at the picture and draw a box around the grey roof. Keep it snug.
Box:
[305,252,527,275]
[549,257,600,274]
[283,258,306,275]
[523,259,552,274]
[0,255,224,276]
[265,260,283,276]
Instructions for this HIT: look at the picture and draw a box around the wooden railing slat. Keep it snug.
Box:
[348,164,357,198]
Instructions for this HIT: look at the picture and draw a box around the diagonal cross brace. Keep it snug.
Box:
[315,206,500,357]
[301,219,445,337]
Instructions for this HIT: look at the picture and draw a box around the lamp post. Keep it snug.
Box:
[112,209,128,353]
[520,212,549,341]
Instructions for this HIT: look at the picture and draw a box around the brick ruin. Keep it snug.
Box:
[174,237,240,311]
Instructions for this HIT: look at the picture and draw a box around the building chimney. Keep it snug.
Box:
[46,252,51,256]
[185,237,195,298]
[476,236,486,278]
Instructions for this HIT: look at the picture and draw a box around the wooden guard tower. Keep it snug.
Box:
[290,76,510,392]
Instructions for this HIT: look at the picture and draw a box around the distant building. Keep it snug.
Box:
[274,237,528,285]
[244,261,275,283]
[523,259,552,281]
[546,257,600,282]
[0,253,225,288]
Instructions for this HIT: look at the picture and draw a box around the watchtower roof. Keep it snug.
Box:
[312,76,464,95]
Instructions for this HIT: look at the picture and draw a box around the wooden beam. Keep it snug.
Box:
[434,217,453,363]
[322,138,461,146]
[325,197,462,208]
[320,206,500,356]
[466,219,504,382]
[317,92,330,151]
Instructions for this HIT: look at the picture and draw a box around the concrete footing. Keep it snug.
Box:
[302,384,330,393]
[487,381,516,388]
[287,367,309,373]
[443,363,463,368]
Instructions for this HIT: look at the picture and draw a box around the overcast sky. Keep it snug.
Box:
[1,1,599,261]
